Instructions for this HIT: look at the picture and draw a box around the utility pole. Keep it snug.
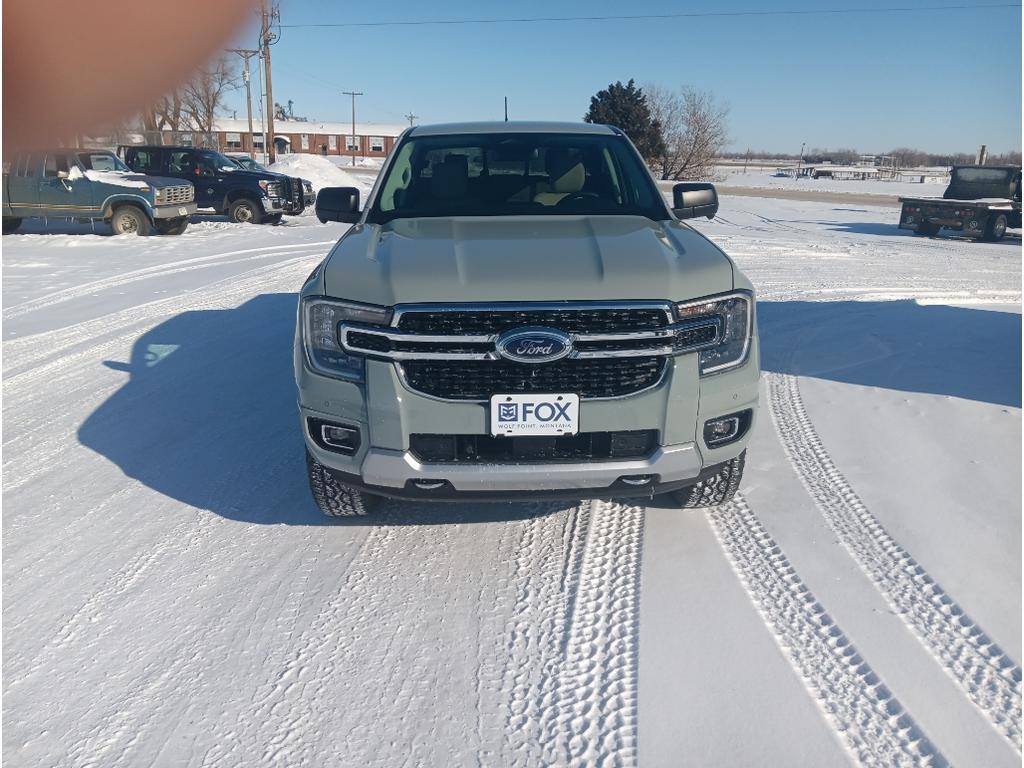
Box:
[797,141,806,178]
[343,91,363,167]
[260,0,278,163]
[227,48,259,160]
[504,97,508,122]
[404,112,419,126]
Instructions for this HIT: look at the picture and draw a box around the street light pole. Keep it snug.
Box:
[343,91,363,167]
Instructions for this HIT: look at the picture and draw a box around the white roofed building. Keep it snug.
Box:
[155,118,408,160]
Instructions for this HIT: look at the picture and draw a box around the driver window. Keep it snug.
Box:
[43,154,69,178]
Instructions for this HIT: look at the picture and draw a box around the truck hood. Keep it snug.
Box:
[321,216,734,305]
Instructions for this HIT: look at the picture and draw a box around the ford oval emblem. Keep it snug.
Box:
[495,327,573,364]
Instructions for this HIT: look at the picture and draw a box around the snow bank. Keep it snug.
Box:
[268,154,365,193]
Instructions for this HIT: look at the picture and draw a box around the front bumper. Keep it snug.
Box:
[296,334,760,498]
[261,196,285,213]
[153,202,197,219]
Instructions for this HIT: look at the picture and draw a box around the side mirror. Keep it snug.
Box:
[672,182,719,220]
[316,186,361,224]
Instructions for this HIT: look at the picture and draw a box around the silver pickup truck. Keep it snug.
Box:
[296,122,759,516]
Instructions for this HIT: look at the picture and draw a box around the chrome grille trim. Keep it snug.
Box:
[338,316,720,361]
[158,185,194,204]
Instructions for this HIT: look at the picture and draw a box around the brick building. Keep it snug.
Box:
[160,118,407,159]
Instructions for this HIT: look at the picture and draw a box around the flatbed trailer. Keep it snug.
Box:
[898,165,1021,242]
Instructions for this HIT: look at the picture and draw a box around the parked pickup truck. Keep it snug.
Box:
[120,145,308,224]
[899,165,1021,241]
[2,149,196,235]
[296,121,758,516]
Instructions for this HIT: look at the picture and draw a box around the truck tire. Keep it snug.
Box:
[306,450,380,517]
[2,217,22,234]
[672,451,745,508]
[983,214,1008,242]
[228,198,263,225]
[111,205,152,236]
[155,216,189,236]
[914,222,939,237]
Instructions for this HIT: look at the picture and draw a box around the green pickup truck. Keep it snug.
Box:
[297,121,759,516]
[3,149,197,235]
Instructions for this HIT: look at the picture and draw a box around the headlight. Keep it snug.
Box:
[259,180,281,197]
[303,180,313,193]
[154,187,164,202]
[674,291,753,375]
[302,298,393,381]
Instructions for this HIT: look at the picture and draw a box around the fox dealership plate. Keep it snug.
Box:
[490,393,580,437]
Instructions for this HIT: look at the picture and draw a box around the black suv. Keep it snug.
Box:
[120,145,307,224]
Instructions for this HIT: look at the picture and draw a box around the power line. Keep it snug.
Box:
[280,3,1019,28]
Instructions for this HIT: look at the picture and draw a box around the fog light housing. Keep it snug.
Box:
[703,410,753,448]
[309,418,361,455]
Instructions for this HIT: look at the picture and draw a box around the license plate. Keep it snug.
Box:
[178,207,189,216]
[490,393,579,437]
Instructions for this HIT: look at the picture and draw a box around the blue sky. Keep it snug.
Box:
[225,1,1022,154]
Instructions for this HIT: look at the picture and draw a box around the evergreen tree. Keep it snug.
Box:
[584,79,665,161]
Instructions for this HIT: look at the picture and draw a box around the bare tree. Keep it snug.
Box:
[645,84,729,180]
[181,56,239,134]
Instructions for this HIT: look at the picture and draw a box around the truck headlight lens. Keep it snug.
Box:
[675,291,753,375]
[154,187,164,202]
[302,298,392,381]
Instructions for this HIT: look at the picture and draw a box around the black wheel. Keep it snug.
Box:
[266,213,284,225]
[2,217,22,234]
[673,451,745,508]
[111,205,152,236]
[228,198,264,224]
[155,216,189,235]
[306,450,380,517]
[983,213,1008,242]
[914,222,939,237]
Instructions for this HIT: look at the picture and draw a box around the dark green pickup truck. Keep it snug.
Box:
[2,149,197,235]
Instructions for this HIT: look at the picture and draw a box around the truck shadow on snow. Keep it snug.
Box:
[76,293,564,526]
[77,295,1020,524]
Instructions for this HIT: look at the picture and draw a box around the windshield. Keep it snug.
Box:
[233,156,264,171]
[77,151,130,172]
[369,132,667,222]
[199,150,241,171]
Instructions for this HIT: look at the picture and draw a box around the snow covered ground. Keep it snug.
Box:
[2,197,1020,767]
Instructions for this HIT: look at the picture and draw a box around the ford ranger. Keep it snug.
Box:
[296,122,759,516]
[3,149,196,235]
[120,145,308,224]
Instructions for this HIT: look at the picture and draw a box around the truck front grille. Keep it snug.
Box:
[409,430,658,463]
[160,185,194,204]
[400,357,666,400]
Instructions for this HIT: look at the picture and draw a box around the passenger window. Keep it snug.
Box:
[379,142,415,212]
[133,150,162,173]
[43,154,70,178]
[23,154,42,177]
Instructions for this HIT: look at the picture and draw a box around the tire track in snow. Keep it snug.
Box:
[708,494,948,767]
[768,371,1023,749]
[486,500,643,768]
[2,241,333,321]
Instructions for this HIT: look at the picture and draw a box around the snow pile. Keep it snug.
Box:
[268,154,365,194]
